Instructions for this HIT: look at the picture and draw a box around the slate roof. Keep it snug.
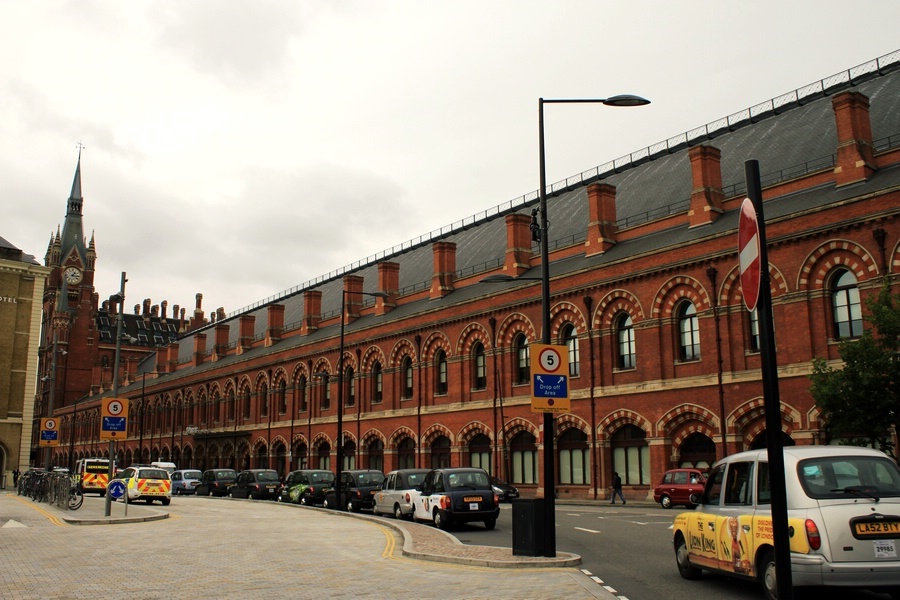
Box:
[0,235,40,265]
[141,51,900,376]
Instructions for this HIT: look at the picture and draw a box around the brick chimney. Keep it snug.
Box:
[238,314,255,354]
[376,261,399,316]
[688,145,724,227]
[167,342,179,372]
[832,91,876,186]
[193,332,207,366]
[430,242,456,299]
[585,183,618,256]
[190,293,205,330]
[161,300,168,321]
[301,290,322,335]
[214,323,229,359]
[504,213,533,276]
[342,275,364,324]
[265,304,285,346]
[156,346,168,373]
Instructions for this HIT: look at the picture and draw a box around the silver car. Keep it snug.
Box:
[373,468,430,519]
[673,445,900,600]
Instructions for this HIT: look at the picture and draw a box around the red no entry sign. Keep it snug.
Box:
[738,197,761,311]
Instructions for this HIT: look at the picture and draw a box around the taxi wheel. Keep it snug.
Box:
[394,504,404,520]
[346,498,356,512]
[675,533,701,580]
[484,518,496,530]
[660,495,673,509]
[162,498,171,506]
[433,510,449,530]
[300,496,308,506]
[759,549,777,600]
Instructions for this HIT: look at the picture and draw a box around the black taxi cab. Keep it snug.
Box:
[673,446,900,600]
[115,466,172,505]
[411,467,499,530]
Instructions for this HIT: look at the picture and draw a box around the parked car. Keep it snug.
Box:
[323,469,385,512]
[653,467,707,509]
[114,466,171,505]
[673,446,900,600]
[490,476,519,502]
[373,468,430,519]
[195,468,237,497]
[280,469,334,505]
[170,469,202,495]
[229,469,282,500]
[412,467,499,530]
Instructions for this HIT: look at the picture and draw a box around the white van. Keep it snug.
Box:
[150,461,177,475]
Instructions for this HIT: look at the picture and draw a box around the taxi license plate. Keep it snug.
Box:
[854,520,900,538]
[469,502,479,511]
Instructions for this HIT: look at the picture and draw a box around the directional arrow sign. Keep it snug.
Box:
[530,344,570,413]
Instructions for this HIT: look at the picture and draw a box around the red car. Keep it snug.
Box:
[653,468,706,509]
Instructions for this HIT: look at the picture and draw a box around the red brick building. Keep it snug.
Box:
[38,52,900,501]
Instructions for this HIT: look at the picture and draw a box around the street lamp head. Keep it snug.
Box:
[602,94,651,107]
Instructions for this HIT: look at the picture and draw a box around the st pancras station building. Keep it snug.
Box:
[28,51,900,502]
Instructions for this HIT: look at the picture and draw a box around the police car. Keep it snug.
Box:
[115,466,172,505]
[673,446,900,600]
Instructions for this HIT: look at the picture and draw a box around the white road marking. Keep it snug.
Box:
[574,526,601,533]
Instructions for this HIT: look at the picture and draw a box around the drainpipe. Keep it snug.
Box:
[583,296,597,499]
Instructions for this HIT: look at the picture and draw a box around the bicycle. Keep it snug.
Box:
[68,480,84,510]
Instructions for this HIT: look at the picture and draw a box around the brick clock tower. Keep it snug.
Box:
[38,151,98,418]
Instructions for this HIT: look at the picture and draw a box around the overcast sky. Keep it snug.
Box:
[3,1,898,318]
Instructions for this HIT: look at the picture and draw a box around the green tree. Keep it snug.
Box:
[810,283,900,455]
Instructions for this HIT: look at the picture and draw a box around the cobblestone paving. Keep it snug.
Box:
[0,492,613,600]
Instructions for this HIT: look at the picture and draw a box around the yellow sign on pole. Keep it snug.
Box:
[530,343,570,413]
[40,417,60,447]
[100,397,129,440]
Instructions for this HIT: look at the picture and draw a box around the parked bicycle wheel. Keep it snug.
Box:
[68,486,83,510]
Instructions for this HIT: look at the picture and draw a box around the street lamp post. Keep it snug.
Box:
[104,271,127,517]
[334,289,388,510]
[537,95,649,556]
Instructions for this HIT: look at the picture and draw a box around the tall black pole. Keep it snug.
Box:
[105,271,126,517]
[538,98,557,557]
[745,160,793,599]
[335,292,346,510]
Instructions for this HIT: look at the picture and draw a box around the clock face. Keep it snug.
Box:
[64,267,83,284]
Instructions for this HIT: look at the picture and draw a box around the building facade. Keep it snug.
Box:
[37,52,900,501]
[0,236,49,485]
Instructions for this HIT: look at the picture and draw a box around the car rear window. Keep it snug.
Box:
[356,473,384,486]
[256,471,280,482]
[184,471,201,479]
[216,471,235,478]
[309,472,333,483]
[798,456,900,499]
[139,469,169,480]
[448,471,490,489]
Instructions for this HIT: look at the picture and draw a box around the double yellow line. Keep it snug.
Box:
[11,494,68,527]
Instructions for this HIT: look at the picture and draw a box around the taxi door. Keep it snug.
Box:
[682,463,725,570]
[714,460,755,576]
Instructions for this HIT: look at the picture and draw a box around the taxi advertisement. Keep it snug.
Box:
[674,511,809,577]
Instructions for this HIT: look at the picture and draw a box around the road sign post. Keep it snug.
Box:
[743,159,793,600]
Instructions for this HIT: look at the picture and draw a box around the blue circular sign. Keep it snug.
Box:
[108,480,126,499]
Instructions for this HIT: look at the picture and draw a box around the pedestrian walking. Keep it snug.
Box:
[12,468,19,487]
[610,471,626,504]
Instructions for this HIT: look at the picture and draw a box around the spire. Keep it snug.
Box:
[59,149,87,269]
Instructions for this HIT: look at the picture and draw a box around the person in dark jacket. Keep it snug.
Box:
[610,471,626,504]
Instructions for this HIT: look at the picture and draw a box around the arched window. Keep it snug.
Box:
[832,269,863,339]
[367,439,384,472]
[616,313,636,370]
[297,375,308,413]
[561,323,579,376]
[402,356,414,399]
[747,309,760,352]
[677,301,700,361]
[278,380,287,414]
[510,431,538,484]
[345,366,355,407]
[678,432,716,468]
[320,374,331,410]
[558,428,590,484]
[259,383,269,418]
[316,442,330,470]
[430,435,451,469]
[372,362,383,404]
[342,439,356,470]
[227,389,235,422]
[469,433,491,472]
[242,388,251,420]
[397,438,415,469]
[610,425,649,485]
[472,342,487,390]
[435,350,448,395]
[513,333,530,385]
